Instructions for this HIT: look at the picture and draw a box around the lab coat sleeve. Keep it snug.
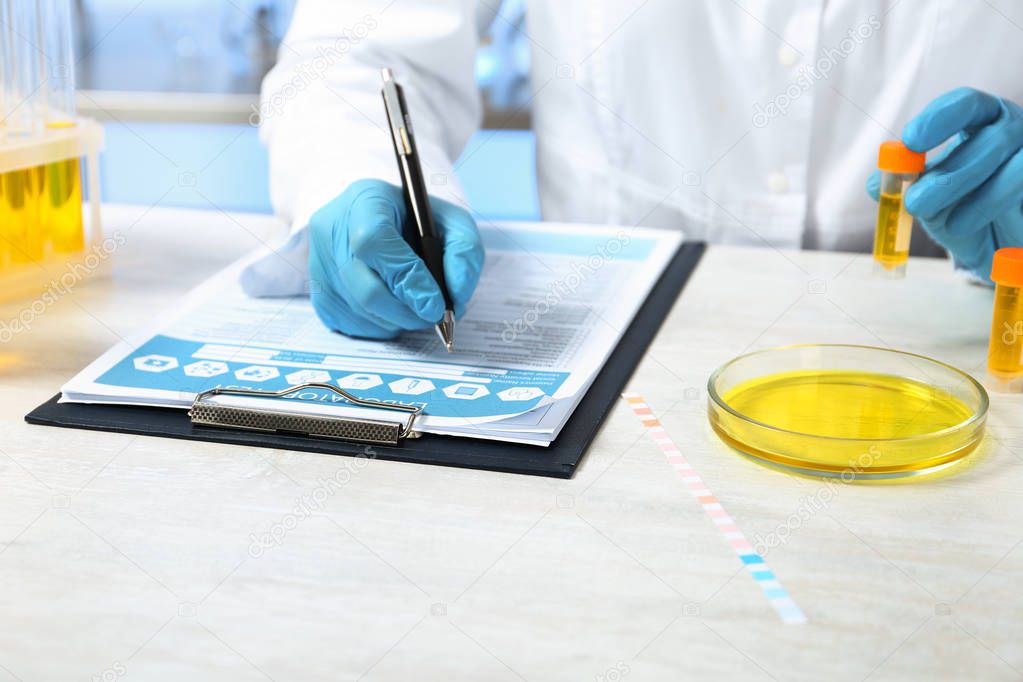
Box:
[240,0,484,297]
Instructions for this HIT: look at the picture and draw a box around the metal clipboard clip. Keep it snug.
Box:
[189,382,422,447]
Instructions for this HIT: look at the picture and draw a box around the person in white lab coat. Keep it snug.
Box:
[242,0,1023,340]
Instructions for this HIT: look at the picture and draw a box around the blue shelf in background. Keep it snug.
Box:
[99,122,540,222]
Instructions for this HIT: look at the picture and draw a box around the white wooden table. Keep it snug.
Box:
[1,205,1020,682]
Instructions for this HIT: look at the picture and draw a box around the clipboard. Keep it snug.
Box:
[26,242,706,478]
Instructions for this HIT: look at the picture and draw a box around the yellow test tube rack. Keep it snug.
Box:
[0,118,106,303]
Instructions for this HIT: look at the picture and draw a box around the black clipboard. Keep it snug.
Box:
[26,242,705,478]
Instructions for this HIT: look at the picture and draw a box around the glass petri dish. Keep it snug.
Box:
[707,344,988,480]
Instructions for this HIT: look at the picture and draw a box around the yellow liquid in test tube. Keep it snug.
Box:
[873,191,912,269]
[872,141,925,276]
[988,285,1023,378]
[988,249,1023,382]
[43,157,84,252]
[1,168,44,263]
[0,0,87,271]
[0,170,6,268]
[43,121,85,253]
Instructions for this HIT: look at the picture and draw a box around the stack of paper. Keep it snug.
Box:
[62,222,682,446]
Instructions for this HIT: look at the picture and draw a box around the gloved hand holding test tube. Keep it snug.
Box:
[868,87,1023,282]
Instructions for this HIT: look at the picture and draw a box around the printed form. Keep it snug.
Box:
[62,222,683,445]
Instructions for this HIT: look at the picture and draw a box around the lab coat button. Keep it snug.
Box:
[777,45,799,66]
[768,172,789,193]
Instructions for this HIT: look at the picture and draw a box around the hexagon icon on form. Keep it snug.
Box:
[442,383,490,400]
[497,387,544,402]
[285,369,332,385]
[388,377,435,395]
[337,373,383,390]
[183,360,229,378]
[134,355,178,372]
[235,365,280,382]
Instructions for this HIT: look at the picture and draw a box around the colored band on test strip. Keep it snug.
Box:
[622,393,808,625]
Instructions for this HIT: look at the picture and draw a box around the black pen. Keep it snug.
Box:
[380,67,456,352]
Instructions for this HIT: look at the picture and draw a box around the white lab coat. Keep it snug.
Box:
[242,0,1023,296]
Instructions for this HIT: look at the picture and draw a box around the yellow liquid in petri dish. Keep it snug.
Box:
[714,369,980,476]
[873,191,912,269]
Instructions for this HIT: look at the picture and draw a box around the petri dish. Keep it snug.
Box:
[707,344,988,480]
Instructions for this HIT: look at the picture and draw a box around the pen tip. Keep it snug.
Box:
[381,67,394,82]
[435,311,456,353]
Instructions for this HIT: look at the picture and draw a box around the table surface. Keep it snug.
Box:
[1,205,1020,682]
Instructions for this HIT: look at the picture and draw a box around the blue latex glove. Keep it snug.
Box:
[867,87,1023,280]
[308,179,484,339]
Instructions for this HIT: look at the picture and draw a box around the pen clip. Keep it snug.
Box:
[381,67,410,156]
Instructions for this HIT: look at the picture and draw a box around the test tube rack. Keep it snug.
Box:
[0,117,105,304]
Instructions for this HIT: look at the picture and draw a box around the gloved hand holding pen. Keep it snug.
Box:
[307,179,484,340]
[867,87,1023,280]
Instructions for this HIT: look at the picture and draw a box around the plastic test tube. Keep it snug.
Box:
[39,0,85,253]
[38,0,77,125]
[2,0,44,264]
[988,248,1023,385]
[873,141,926,277]
[0,3,10,268]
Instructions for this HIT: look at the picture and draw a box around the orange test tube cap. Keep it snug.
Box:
[877,141,926,174]
[991,248,1023,288]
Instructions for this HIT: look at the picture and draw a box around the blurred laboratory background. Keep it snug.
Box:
[76,0,539,219]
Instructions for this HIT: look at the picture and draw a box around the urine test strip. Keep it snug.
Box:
[622,393,808,625]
